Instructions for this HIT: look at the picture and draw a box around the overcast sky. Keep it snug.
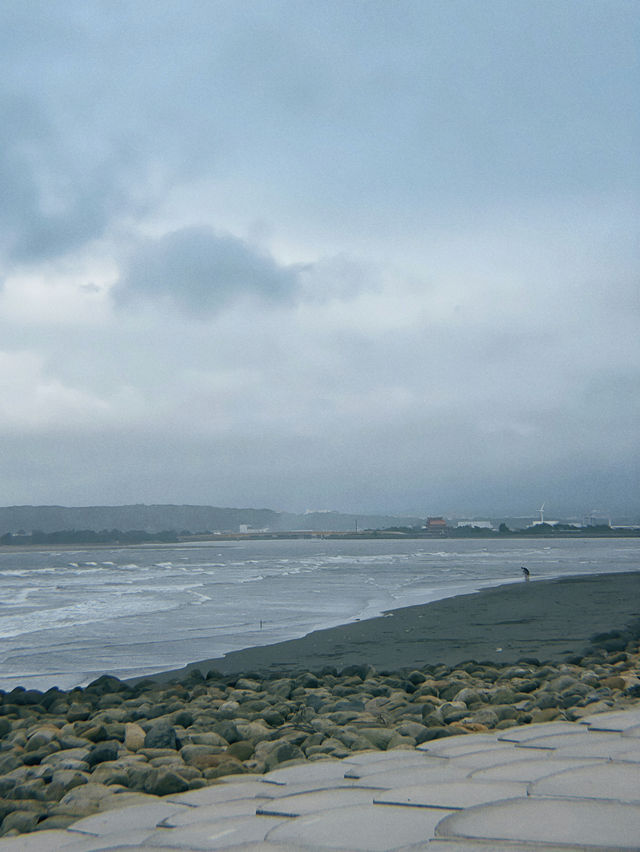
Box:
[0,0,638,518]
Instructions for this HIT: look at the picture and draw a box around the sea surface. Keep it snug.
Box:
[1,537,638,691]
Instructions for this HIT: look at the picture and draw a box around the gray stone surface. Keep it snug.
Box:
[267,802,455,850]
[255,787,376,817]
[580,708,640,731]
[144,815,288,849]
[497,721,587,742]
[532,761,640,802]
[373,780,527,809]
[66,803,190,837]
[438,797,640,848]
[470,756,604,782]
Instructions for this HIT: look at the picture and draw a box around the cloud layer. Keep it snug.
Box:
[0,1,637,517]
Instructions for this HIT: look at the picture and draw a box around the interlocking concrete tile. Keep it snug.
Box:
[437,797,640,848]
[165,780,270,806]
[347,763,470,790]
[514,730,617,750]
[415,841,590,851]
[0,832,96,852]
[419,740,512,759]
[160,798,262,826]
[143,814,287,849]
[67,802,191,837]
[580,708,640,731]
[443,747,551,770]
[497,722,587,743]
[531,761,640,802]
[255,787,375,817]
[344,752,446,778]
[263,759,357,786]
[553,739,640,761]
[418,734,501,755]
[266,803,455,850]
[348,750,424,765]
[373,780,527,809]
[470,757,605,783]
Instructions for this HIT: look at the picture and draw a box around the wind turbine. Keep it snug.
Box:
[537,503,545,524]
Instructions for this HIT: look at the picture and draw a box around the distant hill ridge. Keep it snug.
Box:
[0,505,422,535]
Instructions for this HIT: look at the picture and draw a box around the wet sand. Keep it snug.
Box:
[140,571,640,684]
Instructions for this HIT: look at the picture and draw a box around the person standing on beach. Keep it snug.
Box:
[521,566,530,581]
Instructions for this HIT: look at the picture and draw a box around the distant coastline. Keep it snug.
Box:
[0,526,638,548]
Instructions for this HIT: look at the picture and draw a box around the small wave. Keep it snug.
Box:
[239,575,264,583]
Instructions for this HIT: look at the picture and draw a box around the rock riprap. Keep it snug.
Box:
[1,639,639,837]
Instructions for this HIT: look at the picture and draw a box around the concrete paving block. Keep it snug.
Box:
[437,797,640,848]
[532,761,640,802]
[497,721,586,742]
[256,786,375,817]
[418,734,501,755]
[445,747,551,770]
[470,757,605,783]
[580,708,640,731]
[344,753,447,778]
[143,814,287,849]
[415,841,591,851]
[419,741,515,760]
[160,798,261,826]
[67,802,191,837]
[514,730,617,750]
[259,779,373,798]
[553,739,640,761]
[0,832,92,852]
[373,780,527,810]
[266,803,455,850]
[164,781,270,806]
[348,763,470,790]
[263,759,356,786]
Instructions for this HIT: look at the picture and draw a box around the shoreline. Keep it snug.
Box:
[134,570,640,685]
[2,570,640,837]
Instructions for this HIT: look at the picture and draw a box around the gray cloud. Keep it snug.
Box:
[115,227,299,314]
[0,1,637,519]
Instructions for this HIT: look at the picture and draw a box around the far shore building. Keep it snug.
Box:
[456,520,494,530]
[424,517,448,531]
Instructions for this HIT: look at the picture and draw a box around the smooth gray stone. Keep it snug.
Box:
[532,762,640,802]
[267,803,455,850]
[437,797,640,847]
[374,780,528,809]
[622,724,640,738]
[470,757,605,783]
[580,708,640,731]
[66,802,190,836]
[144,814,287,849]
[256,787,375,817]
[497,721,586,742]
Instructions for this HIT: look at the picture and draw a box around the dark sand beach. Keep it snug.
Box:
[145,571,640,683]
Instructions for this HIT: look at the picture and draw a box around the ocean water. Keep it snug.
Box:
[0,537,638,691]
